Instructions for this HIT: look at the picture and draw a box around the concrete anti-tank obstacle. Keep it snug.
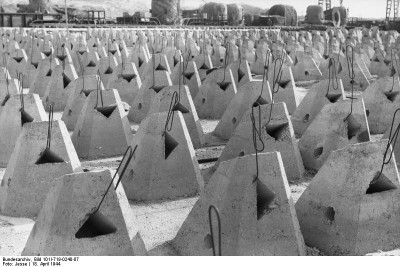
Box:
[97,50,119,87]
[21,169,147,256]
[7,49,28,80]
[298,98,371,172]
[29,52,57,97]
[0,93,47,168]
[361,76,400,134]
[291,50,323,81]
[119,111,204,201]
[71,89,132,160]
[227,60,253,89]
[295,140,400,255]
[128,68,172,123]
[42,57,79,112]
[107,62,142,104]
[148,85,204,149]
[61,74,105,131]
[0,67,20,109]
[215,102,304,182]
[194,67,237,119]
[213,79,273,141]
[0,119,82,218]
[291,78,346,136]
[172,152,306,256]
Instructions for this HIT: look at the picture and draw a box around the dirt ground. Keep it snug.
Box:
[1,83,399,256]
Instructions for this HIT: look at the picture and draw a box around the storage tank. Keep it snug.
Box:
[227,4,243,26]
[201,2,228,21]
[151,0,179,25]
[305,5,324,24]
[268,4,297,26]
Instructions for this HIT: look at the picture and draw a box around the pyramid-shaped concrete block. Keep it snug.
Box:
[362,77,400,134]
[21,169,147,256]
[193,53,214,81]
[7,49,28,80]
[148,85,204,149]
[194,68,237,119]
[291,79,346,136]
[215,102,304,181]
[29,53,58,97]
[213,80,273,140]
[0,93,47,167]
[268,66,299,115]
[72,89,132,160]
[42,58,79,112]
[61,74,105,131]
[298,99,371,171]
[107,62,142,104]
[128,70,172,123]
[172,152,306,256]
[292,51,323,81]
[120,111,204,201]
[98,52,118,86]
[295,140,400,255]
[0,120,82,218]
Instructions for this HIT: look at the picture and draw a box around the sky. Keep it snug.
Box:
[180,0,386,19]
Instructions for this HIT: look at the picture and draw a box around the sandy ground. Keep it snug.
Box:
[1,83,398,256]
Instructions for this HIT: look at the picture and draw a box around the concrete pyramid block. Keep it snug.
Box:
[292,51,323,81]
[142,53,171,77]
[0,120,82,218]
[148,85,204,149]
[215,102,304,181]
[29,53,58,97]
[295,140,400,255]
[0,93,47,167]
[107,62,142,104]
[194,68,237,119]
[228,60,253,89]
[268,66,299,115]
[0,69,20,107]
[128,70,172,123]
[127,45,149,77]
[72,89,132,160]
[298,99,371,171]
[369,49,390,77]
[7,49,28,80]
[98,53,118,86]
[322,53,371,91]
[120,111,204,201]
[172,152,306,256]
[22,169,147,256]
[61,74,105,131]
[193,54,214,82]
[213,80,273,140]
[362,77,400,134]
[42,58,79,112]
[291,79,346,136]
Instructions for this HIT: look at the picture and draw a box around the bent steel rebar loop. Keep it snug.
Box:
[46,105,54,151]
[95,145,138,213]
[374,108,400,183]
[326,57,339,97]
[208,205,222,256]
[95,70,104,109]
[344,44,356,121]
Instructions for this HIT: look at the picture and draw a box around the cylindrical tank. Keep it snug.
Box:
[268,4,297,26]
[28,0,51,12]
[305,5,324,24]
[227,4,243,26]
[151,0,179,25]
[201,2,228,21]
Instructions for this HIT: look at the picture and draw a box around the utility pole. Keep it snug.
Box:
[65,0,69,32]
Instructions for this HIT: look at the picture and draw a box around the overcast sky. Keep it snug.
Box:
[180,0,386,18]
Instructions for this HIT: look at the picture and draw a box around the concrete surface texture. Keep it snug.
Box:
[120,111,204,201]
[362,76,400,134]
[22,170,147,256]
[72,89,132,160]
[194,68,237,119]
[291,78,345,136]
[148,85,204,149]
[291,51,322,81]
[0,93,47,168]
[213,79,272,141]
[172,152,306,256]
[61,74,105,131]
[215,102,304,181]
[295,140,400,255]
[0,120,82,218]
[299,98,371,171]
